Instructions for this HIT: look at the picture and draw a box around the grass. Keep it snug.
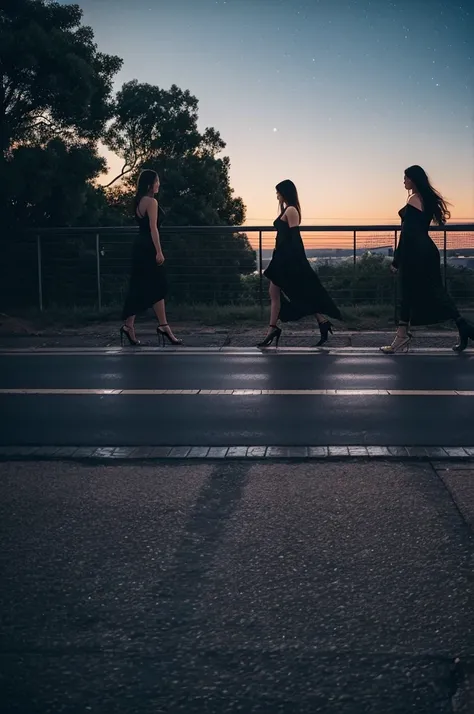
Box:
[5,301,471,332]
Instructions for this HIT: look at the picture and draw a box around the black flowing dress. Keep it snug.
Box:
[122,205,168,320]
[393,204,458,326]
[263,212,341,322]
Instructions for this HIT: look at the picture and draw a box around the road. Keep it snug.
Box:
[1,459,473,712]
[1,348,474,447]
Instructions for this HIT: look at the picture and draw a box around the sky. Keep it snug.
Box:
[63,0,473,225]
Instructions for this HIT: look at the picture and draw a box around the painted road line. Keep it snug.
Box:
[1,388,474,396]
[0,347,471,357]
[387,389,459,396]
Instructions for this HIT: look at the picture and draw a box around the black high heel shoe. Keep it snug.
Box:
[453,318,474,353]
[157,324,183,346]
[315,320,333,347]
[120,325,140,346]
[257,325,282,348]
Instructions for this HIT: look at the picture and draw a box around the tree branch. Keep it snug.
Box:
[5,88,32,122]
[104,123,145,188]
[104,151,147,188]
[104,164,133,188]
[3,78,19,110]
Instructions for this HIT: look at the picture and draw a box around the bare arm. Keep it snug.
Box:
[146,198,164,263]
[391,236,404,271]
[284,206,300,228]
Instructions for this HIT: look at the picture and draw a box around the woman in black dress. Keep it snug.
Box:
[380,165,474,353]
[258,179,341,348]
[120,169,182,347]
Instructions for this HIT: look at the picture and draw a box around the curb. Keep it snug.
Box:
[1,445,474,462]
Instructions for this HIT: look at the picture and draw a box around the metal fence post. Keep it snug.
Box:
[36,234,43,311]
[258,230,263,317]
[95,233,102,311]
[443,229,447,287]
[352,230,357,304]
[393,230,398,324]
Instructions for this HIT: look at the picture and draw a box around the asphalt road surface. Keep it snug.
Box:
[1,350,474,446]
[1,459,472,713]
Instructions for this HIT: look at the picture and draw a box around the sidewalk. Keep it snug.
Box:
[0,320,463,349]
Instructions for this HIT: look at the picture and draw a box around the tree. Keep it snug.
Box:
[0,0,122,154]
[103,80,255,303]
[4,138,107,227]
[104,80,245,226]
[104,81,205,188]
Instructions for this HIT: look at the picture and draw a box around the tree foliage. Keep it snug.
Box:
[104,81,208,187]
[1,1,255,308]
[104,80,245,227]
[1,0,123,229]
[4,138,107,227]
[1,0,122,152]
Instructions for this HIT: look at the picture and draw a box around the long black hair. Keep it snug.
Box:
[276,179,301,220]
[404,165,451,225]
[133,169,158,213]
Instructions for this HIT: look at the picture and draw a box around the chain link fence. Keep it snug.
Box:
[2,224,474,316]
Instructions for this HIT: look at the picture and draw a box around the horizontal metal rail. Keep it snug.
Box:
[23,223,474,234]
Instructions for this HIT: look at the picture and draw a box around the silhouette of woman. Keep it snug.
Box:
[120,169,182,347]
[258,179,341,348]
[381,165,474,353]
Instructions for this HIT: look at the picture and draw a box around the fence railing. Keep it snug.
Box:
[2,223,474,316]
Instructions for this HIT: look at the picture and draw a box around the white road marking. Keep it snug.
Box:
[0,388,472,396]
[0,347,470,357]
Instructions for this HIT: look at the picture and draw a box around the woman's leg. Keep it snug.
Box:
[257,282,282,346]
[152,300,181,342]
[315,314,334,346]
[380,297,411,352]
[434,284,474,351]
[397,296,410,336]
[122,314,138,341]
[451,302,474,352]
[269,282,281,329]
[152,299,167,326]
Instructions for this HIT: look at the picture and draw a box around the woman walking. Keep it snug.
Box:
[120,169,182,347]
[380,165,474,353]
[258,179,341,348]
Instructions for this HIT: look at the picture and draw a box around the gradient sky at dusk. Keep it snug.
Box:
[63,0,473,224]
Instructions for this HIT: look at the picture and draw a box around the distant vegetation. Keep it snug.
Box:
[240,254,474,310]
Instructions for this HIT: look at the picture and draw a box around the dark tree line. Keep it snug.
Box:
[1,0,255,308]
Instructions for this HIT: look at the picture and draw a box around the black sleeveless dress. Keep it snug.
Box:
[393,204,458,325]
[122,205,168,320]
[264,212,341,322]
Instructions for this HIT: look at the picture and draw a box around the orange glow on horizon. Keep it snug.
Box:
[98,147,474,240]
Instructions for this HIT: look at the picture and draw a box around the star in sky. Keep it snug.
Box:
[76,0,474,221]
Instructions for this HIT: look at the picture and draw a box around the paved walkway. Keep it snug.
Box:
[0,324,464,349]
